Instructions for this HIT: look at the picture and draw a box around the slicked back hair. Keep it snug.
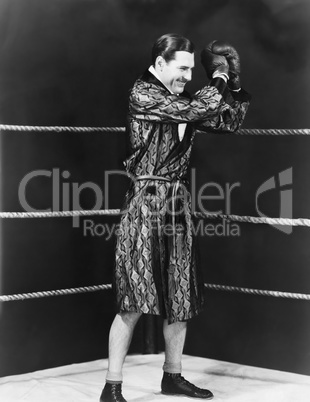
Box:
[151,33,195,65]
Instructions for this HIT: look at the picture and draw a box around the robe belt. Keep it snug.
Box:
[135,175,186,269]
[135,175,183,219]
[134,175,185,210]
[135,175,172,182]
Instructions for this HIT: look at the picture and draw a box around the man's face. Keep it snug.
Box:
[157,51,195,94]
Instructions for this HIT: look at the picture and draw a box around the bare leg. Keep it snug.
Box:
[100,312,142,401]
[161,319,213,399]
[107,311,142,375]
[163,319,187,371]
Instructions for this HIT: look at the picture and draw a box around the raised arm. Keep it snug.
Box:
[129,78,250,132]
[128,79,225,123]
[197,40,251,132]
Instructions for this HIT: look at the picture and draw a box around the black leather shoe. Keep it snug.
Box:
[99,383,127,402]
[161,372,214,399]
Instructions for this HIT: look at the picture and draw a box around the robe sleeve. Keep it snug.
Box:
[128,78,251,132]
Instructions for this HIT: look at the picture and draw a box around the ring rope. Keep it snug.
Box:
[0,284,112,302]
[237,128,310,136]
[204,283,310,300]
[1,283,309,302]
[0,125,126,133]
[0,124,309,135]
[0,209,121,218]
[0,125,308,300]
[0,209,309,227]
[194,212,310,227]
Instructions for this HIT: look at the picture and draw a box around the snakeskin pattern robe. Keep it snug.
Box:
[114,69,251,323]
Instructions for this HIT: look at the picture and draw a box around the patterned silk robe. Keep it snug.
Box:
[114,69,251,323]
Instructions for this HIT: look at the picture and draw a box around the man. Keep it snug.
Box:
[100,33,251,402]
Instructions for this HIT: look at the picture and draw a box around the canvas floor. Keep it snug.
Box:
[0,353,310,401]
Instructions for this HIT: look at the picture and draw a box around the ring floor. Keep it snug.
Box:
[0,353,310,401]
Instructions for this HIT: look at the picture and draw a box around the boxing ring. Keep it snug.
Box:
[0,124,310,401]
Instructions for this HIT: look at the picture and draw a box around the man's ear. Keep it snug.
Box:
[155,56,165,72]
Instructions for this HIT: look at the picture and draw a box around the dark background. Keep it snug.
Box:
[0,0,310,377]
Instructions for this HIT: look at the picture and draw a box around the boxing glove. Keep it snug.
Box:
[209,40,241,90]
[201,43,229,80]
[210,40,241,75]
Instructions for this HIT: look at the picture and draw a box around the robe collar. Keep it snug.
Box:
[140,67,191,99]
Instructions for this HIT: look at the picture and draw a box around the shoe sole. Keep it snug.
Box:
[161,391,214,400]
